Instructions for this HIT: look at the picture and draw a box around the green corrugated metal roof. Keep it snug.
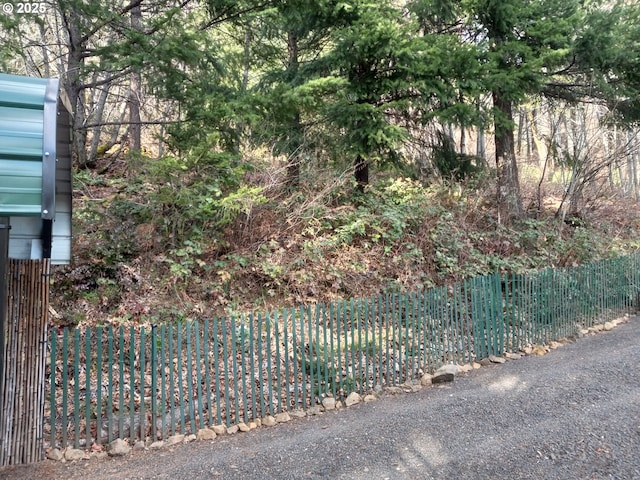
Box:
[0,74,48,109]
[0,73,71,264]
[0,73,52,216]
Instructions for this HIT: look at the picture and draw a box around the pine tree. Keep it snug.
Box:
[300,1,478,188]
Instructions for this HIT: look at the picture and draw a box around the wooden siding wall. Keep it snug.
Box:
[0,259,50,465]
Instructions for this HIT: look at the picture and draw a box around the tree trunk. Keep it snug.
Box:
[354,154,369,191]
[476,96,486,163]
[477,127,486,162]
[627,130,639,200]
[128,1,143,153]
[128,77,142,152]
[516,108,524,157]
[528,109,545,167]
[87,83,110,161]
[285,30,302,188]
[493,91,523,223]
[287,112,302,187]
[242,27,252,93]
[61,8,89,168]
[38,22,51,77]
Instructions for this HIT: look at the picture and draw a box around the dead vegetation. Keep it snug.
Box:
[49,158,640,328]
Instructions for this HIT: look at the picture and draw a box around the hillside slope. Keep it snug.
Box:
[49,166,640,327]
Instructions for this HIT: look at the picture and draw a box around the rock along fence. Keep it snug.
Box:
[45,254,640,451]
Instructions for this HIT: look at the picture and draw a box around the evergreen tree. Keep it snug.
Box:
[463,0,640,221]
[463,0,581,221]
[573,1,640,125]
[248,0,344,187]
[300,1,479,188]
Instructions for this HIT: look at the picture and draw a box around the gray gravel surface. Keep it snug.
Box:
[2,317,639,480]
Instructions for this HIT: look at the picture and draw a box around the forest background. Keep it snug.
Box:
[1,0,640,327]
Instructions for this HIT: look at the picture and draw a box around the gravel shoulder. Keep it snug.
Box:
[2,316,639,480]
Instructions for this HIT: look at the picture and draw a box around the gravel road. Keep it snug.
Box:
[2,316,639,480]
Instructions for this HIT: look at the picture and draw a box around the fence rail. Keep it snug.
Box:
[45,254,640,448]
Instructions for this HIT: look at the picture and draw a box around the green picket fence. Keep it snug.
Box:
[44,254,640,448]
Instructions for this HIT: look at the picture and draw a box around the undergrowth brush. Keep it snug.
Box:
[51,164,640,327]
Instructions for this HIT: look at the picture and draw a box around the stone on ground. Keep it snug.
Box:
[212,425,226,435]
[197,428,216,441]
[532,345,548,356]
[345,392,362,406]
[165,434,185,446]
[322,397,336,410]
[107,438,131,457]
[46,448,63,461]
[432,364,459,384]
[262,416,276,427]
[64,448,86,461]
[488,355,506,364]
[275,412,291,423]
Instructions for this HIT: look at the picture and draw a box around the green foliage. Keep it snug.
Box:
[305,177,431,252]
[139,152,267,243]
[410,0,462,30]
[299,340,360,399]
[574,1,640,124]
[234,322,252,354]
[248,0,484,185]
[73,190,148,267]
[148,180,267,280]
[432,131,484,180]
[165,239,208,282]
[217,186,268,225]
[317,2,476,172]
